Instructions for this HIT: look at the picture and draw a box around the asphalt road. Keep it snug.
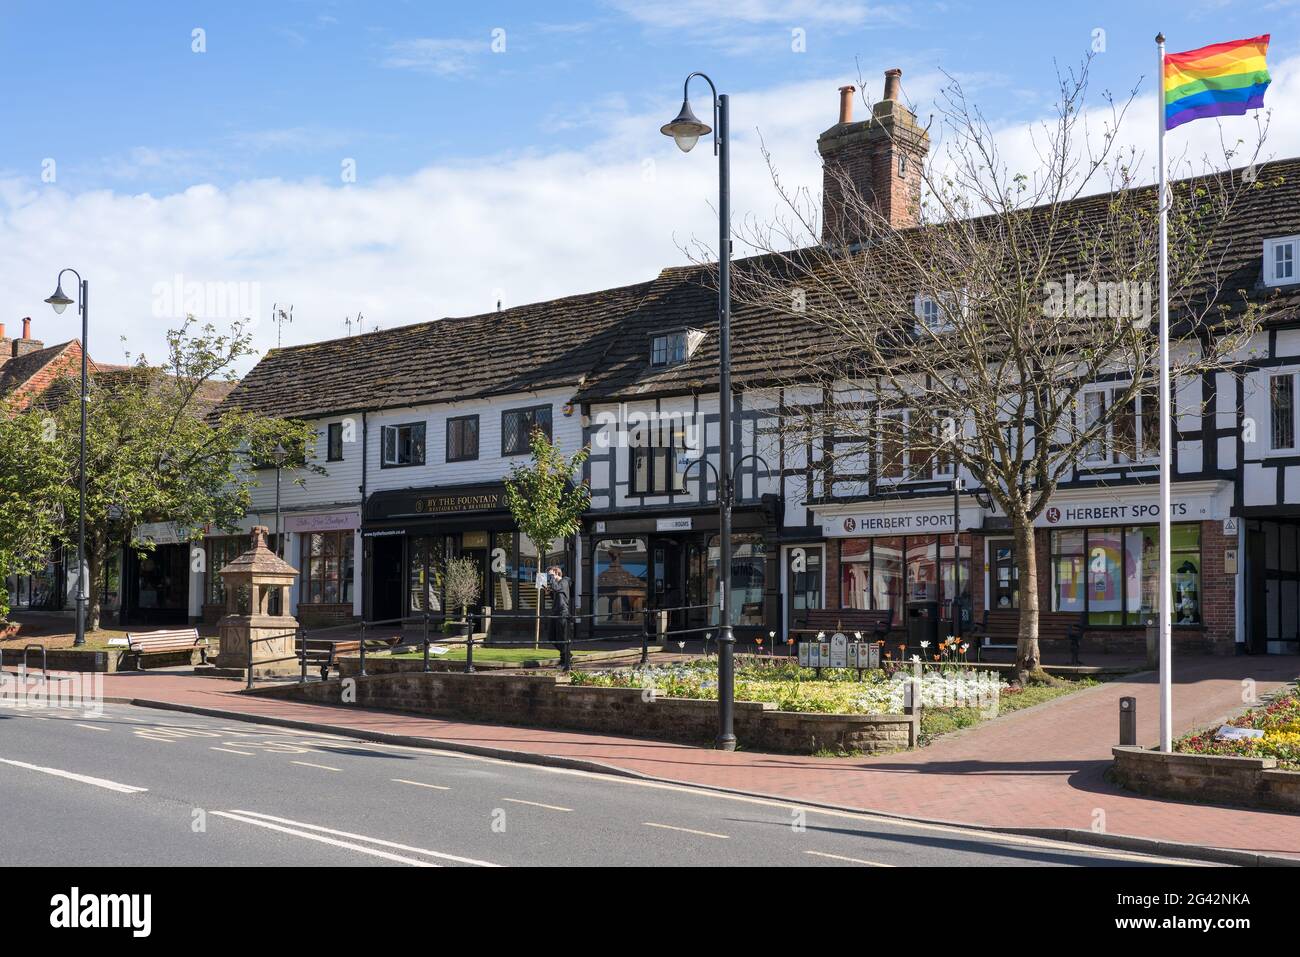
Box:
[0,700,1210,868]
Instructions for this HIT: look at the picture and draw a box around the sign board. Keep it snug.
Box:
[1215,725,1264,741]
[132,521,192,546]
[594,521,607,534]
[829,633,848,668]
[1224,547,1238,575]
[414,490,508,515]
[656,517,693,532]
[821,506,981,538]
[285,511,360,534]
[1035,483,1229,528]
[1223,517,1240,536]
[534,572,548,590]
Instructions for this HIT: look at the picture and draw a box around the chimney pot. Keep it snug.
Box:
[837,85,856,125]
[883,68,902,103]
[21,317,31,339]
[0,323,6,339]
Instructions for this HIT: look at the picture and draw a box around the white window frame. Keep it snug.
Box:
[1265,236,1299,287]
[650,332,688,367]
[1080,390,1109,464]
[1269,371,1297,452]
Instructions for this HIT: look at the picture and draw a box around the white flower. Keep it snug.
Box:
[920,640,931,649]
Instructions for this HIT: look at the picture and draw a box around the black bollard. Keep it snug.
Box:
[1119,696,1137,746]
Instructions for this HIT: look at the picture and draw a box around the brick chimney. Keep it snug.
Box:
[12,317,45,357]
[0,323,10,362]
[817,69,930,242]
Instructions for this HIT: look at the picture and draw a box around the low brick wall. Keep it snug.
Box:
[1112,746,1300,812]
[252,670,917,754]
[0,648,120,673]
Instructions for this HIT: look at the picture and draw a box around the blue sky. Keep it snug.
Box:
[0,0,1296,366]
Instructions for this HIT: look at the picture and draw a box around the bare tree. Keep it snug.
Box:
[730,55,1275,682]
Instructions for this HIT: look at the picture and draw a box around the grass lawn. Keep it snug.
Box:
[919,679,1095,745]
[389,646,596,664]
[0,629,131,653]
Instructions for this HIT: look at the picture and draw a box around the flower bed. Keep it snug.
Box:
[1176,687,1300,770]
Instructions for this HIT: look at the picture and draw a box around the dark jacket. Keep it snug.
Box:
[547,577,571,617]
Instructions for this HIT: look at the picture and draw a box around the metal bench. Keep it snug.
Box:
[125,629,210,669]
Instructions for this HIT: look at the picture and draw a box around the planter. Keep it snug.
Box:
[1112,746,1300,812]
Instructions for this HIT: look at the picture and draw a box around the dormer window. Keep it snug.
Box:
[915,295,941,328]
[1265,236,1298,286]
[914,290,966,332]
[649,328,705,368]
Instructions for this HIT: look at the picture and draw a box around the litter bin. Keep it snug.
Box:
[907,601,940,647]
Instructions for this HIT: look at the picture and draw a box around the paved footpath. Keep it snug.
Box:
[32,654,1300,859]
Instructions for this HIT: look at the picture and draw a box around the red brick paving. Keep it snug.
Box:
[72,655,1300,857]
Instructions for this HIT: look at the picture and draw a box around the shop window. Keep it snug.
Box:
[502,405,552,455]
[489,532,514,610]
[707,534,766,627]
[301,531,354,605]
[205,536,245,605]
[873,537,905,621]
[990,540,1019,609]
[408,535,447,614]
[906,538,939,602]
[381,422,425,467]
[447,415,479,463]
[839,538,872,611]
[1050,525,1200,626]
[788,546,823,624]
[594,538,648,624]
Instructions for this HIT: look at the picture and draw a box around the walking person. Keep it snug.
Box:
[546,565,572,670]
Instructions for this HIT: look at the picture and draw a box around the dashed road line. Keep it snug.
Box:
[392,778,451,791]
[643,822,729,839]
[805,850,893,866]
[291,761,342,772]
[218,810,500,867]
[502,797,572,812]
[210,747,256,756]
[0,756,148,794]
[75,723,110,732]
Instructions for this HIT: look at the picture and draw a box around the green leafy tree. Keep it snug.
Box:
[22,319,318,631]
[504,429,590,648]
[0,404,66,621]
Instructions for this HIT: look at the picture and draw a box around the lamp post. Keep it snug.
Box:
[951,477,963,641]
[661,72,736,751]
[272,442,288,559]
[44,270,88,647]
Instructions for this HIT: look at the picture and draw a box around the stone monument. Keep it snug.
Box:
[213,525,300,676]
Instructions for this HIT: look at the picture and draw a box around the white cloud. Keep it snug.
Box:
[2,56,1296,377]
[382,37,490,76]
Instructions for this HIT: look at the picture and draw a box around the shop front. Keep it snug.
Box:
[286,510,359,626]
[362,482,570,633]
[816,481,1236,653]
[121,522,193,626]
[819,498,982,641]
[583,496,781,641]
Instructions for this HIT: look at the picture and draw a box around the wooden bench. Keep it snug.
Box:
[790,608,893,643]
[295,637,361,681]
[968,610,1085,662]
[124,629,209,669]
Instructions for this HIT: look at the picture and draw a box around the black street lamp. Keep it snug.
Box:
[951,477,963,641]
[272,442,288,559]
[661,72,736,751]
[45,270,88,647]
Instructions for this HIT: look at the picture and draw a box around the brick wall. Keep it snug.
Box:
[1113,746,1300,812]
[254,669,918,755]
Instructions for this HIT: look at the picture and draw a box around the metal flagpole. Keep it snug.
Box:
[1156,33,1173,753]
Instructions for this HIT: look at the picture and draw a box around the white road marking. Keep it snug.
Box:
[210,747,255,756]
[75,723,110,732]
[291,761,341,772]
[211,812,438,867]
[805,850,893,867]
[0,757,147,794]
[502,798,572,812]
[223,810,500,867]
[392,778,451,791]
[643,822,729,840]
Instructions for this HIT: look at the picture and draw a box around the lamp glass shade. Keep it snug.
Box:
[660,99,711,154]
[45,283,74,315]
[272,443,288,465]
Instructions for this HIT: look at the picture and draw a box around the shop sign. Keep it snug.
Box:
[414,490,507,515]
[1035,489,1225,527]
[656,517,693,532]
[820,506,981,538]
[285,511,359,534]
[132,521,193,546]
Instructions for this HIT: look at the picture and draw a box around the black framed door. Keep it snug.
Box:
[650,538,685,634]
[371,535,405,622]
[1246,528,1267,654]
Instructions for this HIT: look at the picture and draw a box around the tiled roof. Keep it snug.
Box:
[219,157,1300,418]
[217,279,659,419]
[0,341,79,404]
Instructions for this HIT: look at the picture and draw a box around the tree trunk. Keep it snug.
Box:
[85,544,104,634]
[1012,516,1040,684]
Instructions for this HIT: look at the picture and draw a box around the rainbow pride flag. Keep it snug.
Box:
[1164,34,1270,130]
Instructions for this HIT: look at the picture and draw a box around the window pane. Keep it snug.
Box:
[1271,375,1294,450]
[490,532,514,610]
[1126,526,1158,625]
[1087,528,1123,625]
[873,537,904,623]
[1084,392,1106,460]
[840,540,871,611]
[905,536,939,602]
[594,538,647,624]
[1173,551,1201,625]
